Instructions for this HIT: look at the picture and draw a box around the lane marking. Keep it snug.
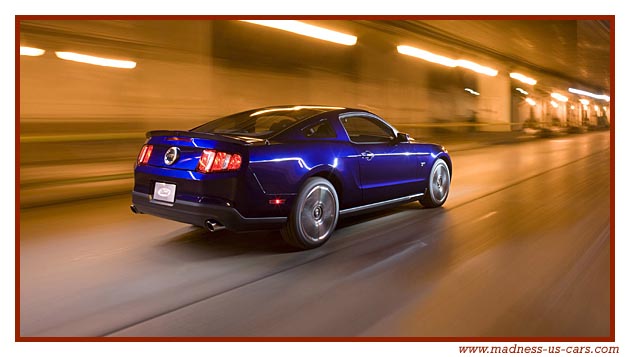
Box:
[471,211,497,224]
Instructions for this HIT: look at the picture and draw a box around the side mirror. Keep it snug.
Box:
[394,132,410,143]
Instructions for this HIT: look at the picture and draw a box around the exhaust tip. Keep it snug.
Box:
[130,205,140,214]
[205,219,226,232]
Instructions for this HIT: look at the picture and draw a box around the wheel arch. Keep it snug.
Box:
[302,167,344,204]
[436,152,453,179]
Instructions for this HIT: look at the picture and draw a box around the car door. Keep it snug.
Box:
[339,113,420,205]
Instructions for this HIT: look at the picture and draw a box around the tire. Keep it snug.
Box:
[420,158,451,208]
[281,177,339,249]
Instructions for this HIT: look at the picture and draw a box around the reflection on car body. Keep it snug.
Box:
[131,105,452,249]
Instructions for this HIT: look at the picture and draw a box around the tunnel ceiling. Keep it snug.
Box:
[20,19,611,93]
[372,20,610,92]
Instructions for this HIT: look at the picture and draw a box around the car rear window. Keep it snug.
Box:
[192,106,342,138]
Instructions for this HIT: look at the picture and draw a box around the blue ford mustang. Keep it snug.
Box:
[131,105,452,249]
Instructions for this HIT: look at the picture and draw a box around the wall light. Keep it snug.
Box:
[569,88,610,102]
[570,105,575,110]
[525,98,536,106]
[397,45,497,76]
[510,73,537,85]
[551,93,568,102]
[579,99,590,105]
[55,51,136,69]
[550,101,559,108]
[464,88,480,96]
[594,105,599,111]
[20,46,45,56]
[515,88,528,95]
[240,20,357,46]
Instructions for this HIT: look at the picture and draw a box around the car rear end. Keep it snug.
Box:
[131,131,285,231]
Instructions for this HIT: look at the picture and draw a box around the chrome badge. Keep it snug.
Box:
[164,147,180,165]
[157,187,172,197]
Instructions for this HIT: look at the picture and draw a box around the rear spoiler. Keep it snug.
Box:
[146,130,265,145]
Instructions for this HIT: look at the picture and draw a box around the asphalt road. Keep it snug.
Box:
[19,131,611,337]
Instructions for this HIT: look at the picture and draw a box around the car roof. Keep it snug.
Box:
[250,105,344,113]
[248,105,377,113]
[237,105,382,117]
[265,106,385,140]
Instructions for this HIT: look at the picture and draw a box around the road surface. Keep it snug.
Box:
[19,131,611,337]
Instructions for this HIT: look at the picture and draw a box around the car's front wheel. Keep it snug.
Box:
[281,177,339,249]
[420,158,451,208]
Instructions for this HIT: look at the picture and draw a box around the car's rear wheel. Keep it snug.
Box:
[281,177,339,249]
[420,158,450,208]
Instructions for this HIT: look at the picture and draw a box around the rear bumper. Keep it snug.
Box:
[131,191,286,231]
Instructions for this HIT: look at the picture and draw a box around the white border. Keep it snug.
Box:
[4,1,626,357]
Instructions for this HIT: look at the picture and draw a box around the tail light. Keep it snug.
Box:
[197,150,242,173]
[137,145,153,165]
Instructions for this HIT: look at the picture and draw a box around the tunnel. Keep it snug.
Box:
[17,18,612,340]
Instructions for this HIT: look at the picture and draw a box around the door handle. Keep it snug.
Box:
[361,151,375,161]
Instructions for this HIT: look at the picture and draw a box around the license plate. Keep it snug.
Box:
[153,182,176,203]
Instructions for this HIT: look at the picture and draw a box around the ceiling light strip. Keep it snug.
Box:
[55,51,136,69]
[509,73,537,85]
[568,88,610,102]
[20,46,45,56]
[397,45,497,76]
[241,20,357,46]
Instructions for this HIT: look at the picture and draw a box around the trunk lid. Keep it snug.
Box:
[143,130,260,171]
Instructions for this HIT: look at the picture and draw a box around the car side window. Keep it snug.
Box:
[302,120,336,139]
[341,115,395,143]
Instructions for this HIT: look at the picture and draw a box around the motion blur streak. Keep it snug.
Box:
[551,92,569,102]
[568,88,610,102]
[240,20,357,45]
[20,46,45,56]
[397,45,498,76]
[55,51,137,69]
[456,59,498,76]
[397,45,458,67]
[509,72,537,85]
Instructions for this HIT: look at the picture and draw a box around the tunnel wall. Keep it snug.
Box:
[18,20,607,207]
[18,20,475,207]
[20,21,484,134]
